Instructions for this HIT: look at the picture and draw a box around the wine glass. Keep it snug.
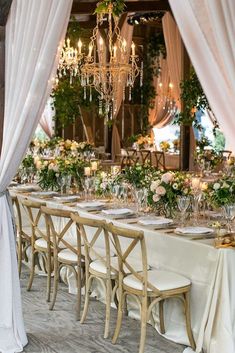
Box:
[177,196,191,227]
[191,193,202,225]
[134,188,145,215]
[82,177,93,201]
[223,204,235,233]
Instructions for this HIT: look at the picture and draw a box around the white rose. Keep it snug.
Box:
[213,183,220,190]
[155,186,166,196]
[153,194,161,202]
[161,172,174,184]
[150,180,161,192]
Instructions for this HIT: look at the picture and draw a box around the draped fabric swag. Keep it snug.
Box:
[163,12,196,170]
[169,0,235,153]
[39,97,55,138]
[0,1,72,352]
[148,55,172,128]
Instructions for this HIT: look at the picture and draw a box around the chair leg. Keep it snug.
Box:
[112,289,124,344]
[139,296,148,353]
[159,300,165,334]
[46,251,52,303]
[80,275,93,324]
[76,265,82,321]
[184,291,196,350]
[49,258,58,311]
[104,279,112,339]
[18,236,23,277]
[27,250,35,291]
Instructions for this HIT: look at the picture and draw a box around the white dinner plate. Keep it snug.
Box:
[175,226,214,235]
[138,217,173,226]
[102,208,134,216]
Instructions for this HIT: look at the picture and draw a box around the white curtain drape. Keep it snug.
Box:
[39,97,55,138]
[169,0,235,153]
[0,1,72,352]
[148,55,172,128]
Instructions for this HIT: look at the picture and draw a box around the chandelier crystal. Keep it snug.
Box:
[80,3,141,118]
[58,38,84,84]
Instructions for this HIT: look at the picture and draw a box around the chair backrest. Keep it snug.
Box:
[151,151,166,170]
[41,206,78,255]
[139,149,151,165]
[70,213,114,276]
[18,197,46,240]
[126,148,137,157]
[220,150,232,160]
[11,195,22,235]
[121,155,139,169]
[106,223,162,296]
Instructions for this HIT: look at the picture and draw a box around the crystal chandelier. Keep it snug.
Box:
[158,81,177,115]
[58,38,83,84]
[80,3,141,118]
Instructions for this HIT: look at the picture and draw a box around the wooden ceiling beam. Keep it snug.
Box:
[0,0,13,26]
[71,1,170,15]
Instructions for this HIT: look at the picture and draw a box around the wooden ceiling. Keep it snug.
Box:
[71,0,170,14]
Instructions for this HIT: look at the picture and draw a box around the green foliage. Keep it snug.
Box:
[52,19,99,131]
[132,33,166,134]
[123,164,159,189]
[95,0,126,17]
[213,129,225,152]
[174,69,211,128]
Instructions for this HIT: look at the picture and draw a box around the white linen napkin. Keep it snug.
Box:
[76,201,106,209]
[102,208,134,216]
[138,217,173,226]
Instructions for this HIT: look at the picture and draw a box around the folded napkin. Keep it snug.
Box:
[53,195,79,202]
[138,217,173,226]
[31,191,57,197]
[76,201,106,209]
[176,226,213,235]
[102,208,134,216]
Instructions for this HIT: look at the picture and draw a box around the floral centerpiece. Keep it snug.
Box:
[195,148,223,172]
[135,134,153,150]
[204,177,235,208]
[159,141,170,152]
[123,164,160,189]
[34,155,86,190]
[148,171,192,217]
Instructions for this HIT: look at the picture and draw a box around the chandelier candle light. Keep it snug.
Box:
[58,38,84,84]
[80,2,141,119]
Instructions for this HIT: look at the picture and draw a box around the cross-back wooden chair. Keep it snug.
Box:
[151,151,166,170]
[139,149,151,166]
[126,148,138,157]
[121,155,139,169]
[11,195,31,277]
[70,213,117,338]
[220,150,232,160]
[18,197,49,293]
[41,206,85,319]
[106,223,195,353]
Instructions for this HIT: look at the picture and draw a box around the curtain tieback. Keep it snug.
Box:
[0,189,17,236]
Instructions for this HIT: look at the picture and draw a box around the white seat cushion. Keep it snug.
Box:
[35,238,47,250]
[123,269,191,292]
[58,248,84,263]
[89,256,147,275]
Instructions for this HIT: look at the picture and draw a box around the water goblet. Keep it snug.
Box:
[134,188,145,215]
[223,204,235,233]
[177,195,191,227]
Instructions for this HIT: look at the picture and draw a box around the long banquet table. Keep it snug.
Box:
[13,191,235,353]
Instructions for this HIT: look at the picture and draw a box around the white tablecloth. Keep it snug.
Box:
[17,196,235,353]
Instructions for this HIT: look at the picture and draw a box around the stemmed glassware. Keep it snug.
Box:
[82,177,94,201]
[177,196,191,227]
[223,204,235,233]
[134,188,145,215]
[58,175,71,194]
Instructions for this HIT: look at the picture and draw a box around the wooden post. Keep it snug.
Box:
[0,26,5,155]
[180,44,191,171]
